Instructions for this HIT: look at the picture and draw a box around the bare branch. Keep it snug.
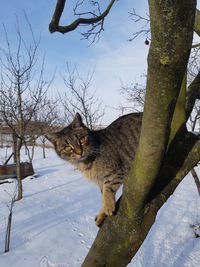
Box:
[120,81,146,112]
[128,8,150,42]
[49,0,66,30]
[61,64,104,128]
[49,0,116,42]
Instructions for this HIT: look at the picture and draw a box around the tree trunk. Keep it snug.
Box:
[4,194,15,253]
[4,211,12,253]
[82,1,196,266]
[0,133,3,147]
[24,138,37,164]
[16,138,22,200]
[12,134,17,164]
[25,146,28,156]
[42,140,46,159]
[31,142,35,162]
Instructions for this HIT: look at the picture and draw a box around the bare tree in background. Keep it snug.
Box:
[20,92,60,162]
[120,80,145,113]
[21,96,60,162]
[0,17,53,200]
[61,65,104,129]
[35,97,60,159]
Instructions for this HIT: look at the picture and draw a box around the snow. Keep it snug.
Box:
[0,146,200,267]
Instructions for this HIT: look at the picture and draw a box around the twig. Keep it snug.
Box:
[191,168,200,196]
[3,153,14,166]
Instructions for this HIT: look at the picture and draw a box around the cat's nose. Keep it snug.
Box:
[75,148,82,156]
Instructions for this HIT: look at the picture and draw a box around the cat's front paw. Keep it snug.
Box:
[95,212,107,227]
[103,202,115,216]
[95,204,115,227]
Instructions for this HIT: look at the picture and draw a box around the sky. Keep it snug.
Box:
[0,0,150,124]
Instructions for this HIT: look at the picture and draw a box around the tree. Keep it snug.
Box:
[0,17,52,200]
[35,97,60,159]
[49,1,200,266]
[120,80,145,113]
[22,96,60,162]
[60,64,104,129]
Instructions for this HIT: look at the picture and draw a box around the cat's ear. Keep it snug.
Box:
[72,112,83,128]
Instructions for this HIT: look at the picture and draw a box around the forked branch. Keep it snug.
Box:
[49,0,115,41]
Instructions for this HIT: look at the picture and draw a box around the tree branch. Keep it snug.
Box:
[49,0,115,34]
[49,0,66,32]
[142,131,200,234]
[194,9,200,36]
[191,168,200,196]
[186,70,200,119]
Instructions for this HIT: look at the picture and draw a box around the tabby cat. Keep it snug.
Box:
[47,112,142,226]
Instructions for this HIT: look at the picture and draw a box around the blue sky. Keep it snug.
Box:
[0,0,149,124]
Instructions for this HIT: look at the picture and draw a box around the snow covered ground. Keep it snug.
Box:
[0,146,200,267]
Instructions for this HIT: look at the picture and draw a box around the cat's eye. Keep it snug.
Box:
[64,145,73,153]
[79,136,87,145]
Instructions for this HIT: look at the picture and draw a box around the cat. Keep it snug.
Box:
[46,112,142,226]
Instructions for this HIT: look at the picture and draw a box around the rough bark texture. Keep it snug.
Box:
[82,1,196,266]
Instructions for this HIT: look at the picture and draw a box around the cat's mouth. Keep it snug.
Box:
[75,155,88,162]
[74,150,98,164]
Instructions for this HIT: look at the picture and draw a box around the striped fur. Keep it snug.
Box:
[47,112,142,226]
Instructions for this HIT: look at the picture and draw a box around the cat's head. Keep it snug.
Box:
[46,113,97,163]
